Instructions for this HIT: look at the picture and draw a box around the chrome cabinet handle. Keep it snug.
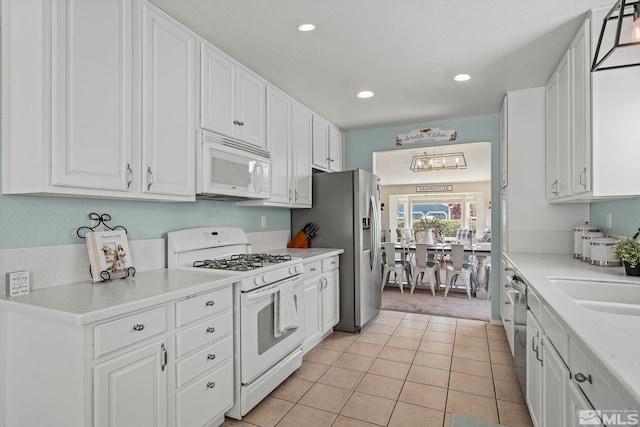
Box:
[294,190,298,202]
[551,179,559,196]
[233,120,244,126]
[206,327,216,333]
[504,301,511,305]
[147,166,153,190]
[161,343,167,372]
[310,267,317,272]
[133,324,145,331]
[205,300,215,307]
[330,159,335,163]
[207,354,216,361]
[504,318,511,323]
[206,382,216,389]
[574,372,592,384]
[126,163,133,189]
[579,167,587,189]
[289,189,293,202]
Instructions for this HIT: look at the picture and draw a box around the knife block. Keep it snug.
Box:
[287,231,311,248]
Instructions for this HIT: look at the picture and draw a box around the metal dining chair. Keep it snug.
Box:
[410,243,440,296]
[382,242,412,293]
[444,244,472,299]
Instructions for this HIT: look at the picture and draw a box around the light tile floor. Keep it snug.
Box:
[222,310,534,427]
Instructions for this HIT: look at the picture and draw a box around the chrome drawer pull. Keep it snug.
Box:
[206,327,216,333]
[205,300,215,307]
[574,372,592,384]
[207,354,216,361]
[133,324,145,331]
[206,382,216,389]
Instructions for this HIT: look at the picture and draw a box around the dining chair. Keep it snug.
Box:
[382,242,412,293]
[410,243,440,296]
[444,244,472,299]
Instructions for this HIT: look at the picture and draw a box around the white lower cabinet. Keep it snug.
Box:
[0,283,233,427]
[525,285,627,427]
[94,339,169,427]
[301,255,340,353]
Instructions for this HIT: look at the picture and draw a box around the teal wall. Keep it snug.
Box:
[0,193,291,250]
[590,198,640,237]
[344,113,502,321]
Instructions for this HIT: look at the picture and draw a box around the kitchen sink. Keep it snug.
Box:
[548,277,640,316]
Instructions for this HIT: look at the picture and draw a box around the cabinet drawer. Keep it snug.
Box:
[175,285,232,327]
[322,256,339,272]
[542,306,568,361]
[304,260,322,278]
[176,311,232,357]
[176,359,233,427]
[94,306,167,358]
[176,334,232,388]
[569,340,627,411]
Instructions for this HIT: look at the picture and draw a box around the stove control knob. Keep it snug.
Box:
[254,276,263,285]
[290,265,303,275]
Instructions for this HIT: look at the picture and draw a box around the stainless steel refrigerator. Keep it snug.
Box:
[292,169,382,333]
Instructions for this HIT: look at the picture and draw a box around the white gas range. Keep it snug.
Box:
[167,227,305,419]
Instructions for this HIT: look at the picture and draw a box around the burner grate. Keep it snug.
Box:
[192,253,292,271]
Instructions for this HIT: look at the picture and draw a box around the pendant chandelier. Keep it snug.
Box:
[410,149,467,172]
[592,0,640,71]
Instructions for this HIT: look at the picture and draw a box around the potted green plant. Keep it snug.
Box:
[612,238,640,276]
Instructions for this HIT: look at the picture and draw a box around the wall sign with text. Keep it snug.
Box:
[396,127,457,145]
[416,185,453,193]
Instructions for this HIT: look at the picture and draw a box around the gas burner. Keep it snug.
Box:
[229,254,292,264]
[193,258,264,271]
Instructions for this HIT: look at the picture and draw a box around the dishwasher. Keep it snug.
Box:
[508,269,528,397]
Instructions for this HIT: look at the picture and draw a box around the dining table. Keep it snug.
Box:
[382,241,492,296]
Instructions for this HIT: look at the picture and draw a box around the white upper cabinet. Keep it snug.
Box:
[200,45,266,149]
[312,115,343,172]
[50,0,133,192]
[499,96,508,188]
[546,9,640,202]
[1,0,196,201]
[237,86,312,208]
[141,4,196,197]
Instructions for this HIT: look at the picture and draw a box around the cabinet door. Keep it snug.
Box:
[566,381,603,427]
[200,45,236,136]
[236,68,266,148]
[322,270,340,333]
[500,96,508,188]
[542,335,569,427]
[329,125,343,172]
[51,0,132,191]
[94,340,168,427]
[312,115,330,170]
[292,102,313,207]
[266,86,292,204]
[546,74,560,200]
[556,53,572,198]
[141,5,195,197]
[526,311,543,427]
[302,277,322,350]
[570,20,591,195]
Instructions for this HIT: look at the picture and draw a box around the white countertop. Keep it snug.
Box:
[505,252,640,409]
[0,269,238,325]
[271,248,344,263]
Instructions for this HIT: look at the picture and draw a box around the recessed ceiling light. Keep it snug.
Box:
[357,90,375,99]
[453,74,471,82]
[298,24,316,32]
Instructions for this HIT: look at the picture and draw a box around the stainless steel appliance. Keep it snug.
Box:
[167,227,304,419]
[506,266,528,396]
[292,169,382,333]
[197,131,271,200]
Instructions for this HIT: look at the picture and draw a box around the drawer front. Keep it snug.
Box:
[304,260,322,278]
[176,285,232,328]
[569,340,627,411]
[542,306,568,362]
[94,306,167,358]
[176,311,232,357]
[176,334,232,388]
[322,256,339,272]
[527,286,541,321]
[176,360,233,427]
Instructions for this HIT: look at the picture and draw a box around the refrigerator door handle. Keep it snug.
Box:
[369,195,381,272]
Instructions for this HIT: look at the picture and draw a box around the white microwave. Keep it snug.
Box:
[198,131,271,200]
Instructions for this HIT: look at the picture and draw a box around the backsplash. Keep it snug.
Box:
[590,198,640,238]
[0,230,291,296]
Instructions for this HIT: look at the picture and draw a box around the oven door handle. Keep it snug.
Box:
[246,285,280,301]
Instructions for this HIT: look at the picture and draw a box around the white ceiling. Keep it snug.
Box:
[374,142,492,186]
[149,0,608,131]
